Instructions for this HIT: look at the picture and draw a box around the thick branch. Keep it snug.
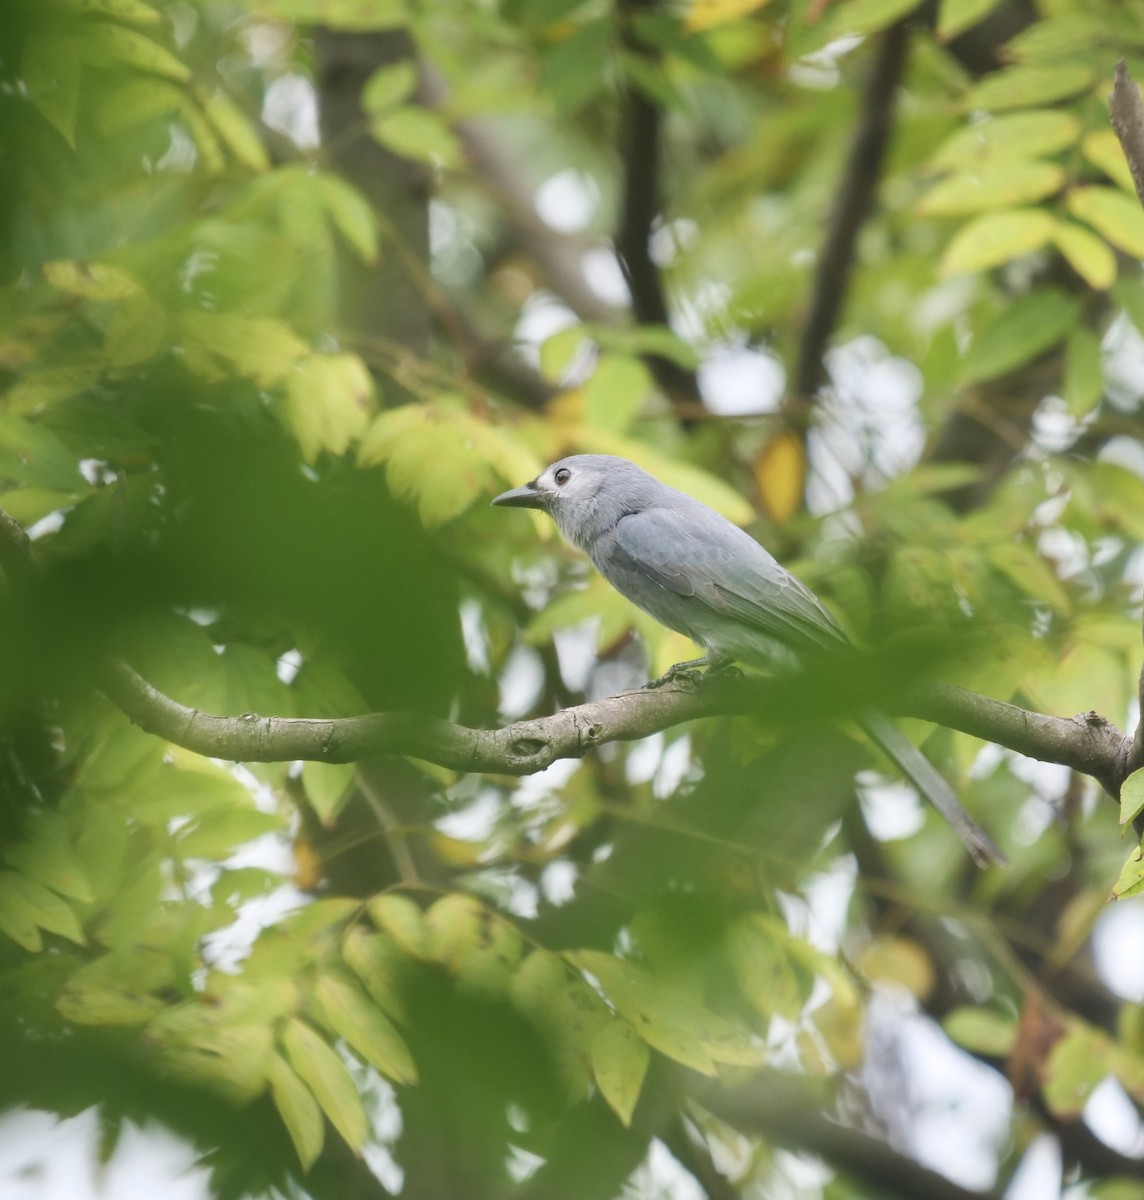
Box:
[101,658,1134,800]
[790,21,910,408]
[704,1074,1002,1200]
[1110,62,1144,212]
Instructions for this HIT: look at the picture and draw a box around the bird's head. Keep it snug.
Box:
[492,454,653,546]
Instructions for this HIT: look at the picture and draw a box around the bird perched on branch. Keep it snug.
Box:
[493,453,1004,868]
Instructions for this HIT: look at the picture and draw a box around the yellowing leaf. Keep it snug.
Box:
[425,892,483,968]
[1053,221,1117,291]
[268,1053,325,1171]
[856,936,934,999]
[284,353,375,462]
[314,972,418,1084]
[753,430,805,524]
[1067,187,1144,259]
[1082,129,1136,194]
[281,1018,368,1151]
[686,0,771,32]
[940,208,1057,276]
[936,0,1000,39]
[930,111,1080,171]
[966,64,1094,111]
[918,161,1064,216]
[591,1019,650,1126]
[1113,842,1144,900]
[959,290,1079,384]
[152,1021,273,1105]
[44,260,141,301]
[943,1006,1019,1056]
[725,914,808,1020]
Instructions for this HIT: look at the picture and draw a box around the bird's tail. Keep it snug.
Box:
[858,712,1007,868]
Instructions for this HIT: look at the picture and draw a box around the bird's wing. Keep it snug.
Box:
[612,506,845,652]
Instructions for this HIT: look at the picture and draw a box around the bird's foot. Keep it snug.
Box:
[646,656,737,691]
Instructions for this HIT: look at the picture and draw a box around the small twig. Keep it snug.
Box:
[790,21,911,411]
[1110,61,1144,212]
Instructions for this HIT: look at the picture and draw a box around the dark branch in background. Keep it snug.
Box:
[616,31,706,422]
[789,21,910,412]
[704,1073,1003,1200]
[1110,61,1144,210]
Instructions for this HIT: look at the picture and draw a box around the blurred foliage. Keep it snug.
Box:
[2,0,1144,1198]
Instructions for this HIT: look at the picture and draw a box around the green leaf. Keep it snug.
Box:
[5,812,93,903]
[1121,770,1144,828]
[370,107,461,168]
[152,1019,274,1104]
[827,0,921,36]
[178,311,308,387]
[44,260,142,301]
[105,292,168,367]
[958,290,1080,384]
[725,913,808,1021]
[939,208,1057,276]
[1067,187,1144,259]
[281,1018,368,1150]
[918,161,1064,216]
[316,175,379,263]
[541,20,613,114]
[302,761,357,826]
[540,326,590,382]
[201,88,270,171]
[1063,328,1103,417]
[250,0,408,29]
[0,886,42,951]
[284,353,375,462]
[930,111,1080,171]
[0,415,84,490]
[342,927,410,1023]
[50,0,163,22]
[366,894,426,958]
[314,972,418,1084]
[568,950,719,1075]
[986,541,1070,614]
[23,32,81,146]
[1053,222,1117,291]
[1043,1023,1111,1117]
[0,872,85,944]
[362,61,417,113]
[936,0,1000,39]
[942,1006,1018,1056]
[1113,842,1144,900]
[77,22,190,82]
[591,1019,650,1127]
[965,64,1094,111]
[580,356,652,435]
[57,981,166,1025]
[268,1053,325,1171]
[96,77,185,135]
[4,365,102,416]
[1082,130,1136,194]
[425,893,484,968]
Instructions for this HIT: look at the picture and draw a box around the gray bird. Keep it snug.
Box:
[493,453,1004,867]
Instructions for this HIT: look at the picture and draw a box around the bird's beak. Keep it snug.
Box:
[491,480,547,509]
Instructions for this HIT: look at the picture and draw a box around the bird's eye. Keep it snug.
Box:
[554,468,571,485]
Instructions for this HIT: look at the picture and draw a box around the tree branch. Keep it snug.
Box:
[703,1073,1003,1200]
[790,21,910,409]
[99,656,1134,802]
[1110,61,1144,212]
